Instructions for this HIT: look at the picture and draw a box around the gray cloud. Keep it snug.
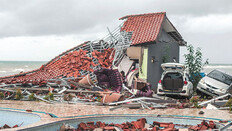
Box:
[0,0,231,37]
[0,0,128,37]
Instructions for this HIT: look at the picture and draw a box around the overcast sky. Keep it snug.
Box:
[0,0,231,64]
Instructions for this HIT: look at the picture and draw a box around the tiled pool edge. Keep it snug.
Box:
[0,107,58,118]
[0,106,230,130]
[17,114,227,131]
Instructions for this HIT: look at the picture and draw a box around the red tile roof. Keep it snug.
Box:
[0,42,115,86]
[120,12,166,45]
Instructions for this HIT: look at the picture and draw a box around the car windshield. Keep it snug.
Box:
[207,70,232,85]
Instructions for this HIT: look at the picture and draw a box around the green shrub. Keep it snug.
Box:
[64,93,74,101]
[44,92,54,100]
[184,44,208,89]
[28,93,36,101]
[15,89,23,100]
[0,92,4,99]
[225,98,232,112]
[48,92,54,100]
[190,96,201,108]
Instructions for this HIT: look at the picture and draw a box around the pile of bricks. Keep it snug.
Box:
[76,118,150,131]
[92,48,115,69]
[0,45,115,86]
[59,118,218,131]
[188,120,217,130]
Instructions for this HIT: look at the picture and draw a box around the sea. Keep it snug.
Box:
[0,61,47,77]
[0,61,232,77]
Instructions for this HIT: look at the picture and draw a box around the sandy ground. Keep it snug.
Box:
[0,100,232,130]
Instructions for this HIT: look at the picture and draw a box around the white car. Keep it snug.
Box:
[197,69,232,96]
[157,63,194,98]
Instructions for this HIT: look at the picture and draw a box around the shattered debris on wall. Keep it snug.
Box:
[126,47,142,60]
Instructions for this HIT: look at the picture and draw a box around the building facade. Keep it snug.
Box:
[120,12,186,90]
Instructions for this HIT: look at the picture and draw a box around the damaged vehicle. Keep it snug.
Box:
[197,69,232,96]
[157,63,193,98]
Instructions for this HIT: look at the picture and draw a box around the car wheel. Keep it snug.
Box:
[196,89,202,95]
[188,88,194,99]
[188,94,193,99]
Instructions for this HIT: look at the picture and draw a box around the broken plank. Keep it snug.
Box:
[108,97,170,106]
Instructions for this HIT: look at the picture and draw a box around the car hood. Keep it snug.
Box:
[203,76,229,89]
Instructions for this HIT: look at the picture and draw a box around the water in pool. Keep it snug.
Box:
[0,109,41,127]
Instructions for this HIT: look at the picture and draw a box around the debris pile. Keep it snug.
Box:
[59,118,218,131]
[0,12,231,119]
[0,45,115,86]
[188,120,217,130]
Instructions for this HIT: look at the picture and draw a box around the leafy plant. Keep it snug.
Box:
[225,98,232,112]
[0,92,4,99]
[190,96,201,108]
[15,89,23,100]
[28,93,36,101]
[184,44,208,88]
[44,92,54,100]
[48,92,54,100]
[64,93,74,101]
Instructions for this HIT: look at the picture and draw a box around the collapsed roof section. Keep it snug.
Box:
[120,12,186,46]
[0,42,113,85]
[0,30,132,86]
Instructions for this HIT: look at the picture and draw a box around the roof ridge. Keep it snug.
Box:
[119,12,166,20]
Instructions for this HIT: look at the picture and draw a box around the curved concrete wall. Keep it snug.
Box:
[21,114,225,131]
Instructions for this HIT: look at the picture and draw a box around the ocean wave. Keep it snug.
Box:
[13,68,25,72]
[204,65,232,68]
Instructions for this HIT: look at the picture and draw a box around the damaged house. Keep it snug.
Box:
[121,12,186,90]
[0,12,186,92]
